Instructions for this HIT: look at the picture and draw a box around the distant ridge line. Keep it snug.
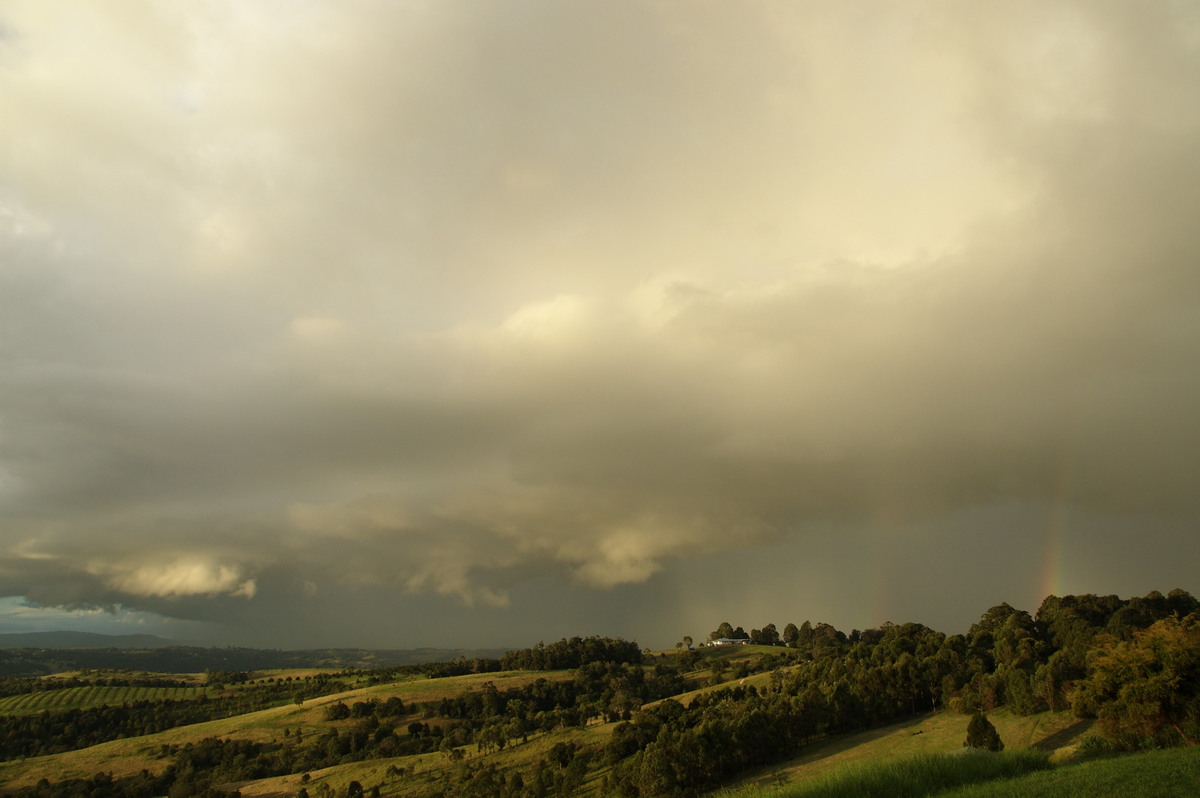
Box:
[0,633,517,675]
[0,631,175,649]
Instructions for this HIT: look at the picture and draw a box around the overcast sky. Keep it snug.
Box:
[2,1,1199,650]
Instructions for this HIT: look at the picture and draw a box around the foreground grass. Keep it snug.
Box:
[941,746,1200,798]
[725,746,1200,798]
[727,751,1051,798]
[722,708,1088,794]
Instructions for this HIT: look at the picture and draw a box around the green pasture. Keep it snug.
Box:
[724,746,1200,798]
[719,707,1090,795]
[727,750,1052,798]
[942,746,1200,798]
[0,685,209,716]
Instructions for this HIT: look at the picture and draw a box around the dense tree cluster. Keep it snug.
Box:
[1071,613,1200,748]
[358,636,642,686]
[204,670,253,685]
[363,658,503,685]
[498,637,645,671]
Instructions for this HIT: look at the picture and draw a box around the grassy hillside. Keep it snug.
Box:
[0,668,570,790]
[721,747,1200,798]
[258,705,1092,798]
[236,721,619,798]
[0,685,209,715]
[0,646,746,796]
[717,707,1092,796]
[941,747,1200,798]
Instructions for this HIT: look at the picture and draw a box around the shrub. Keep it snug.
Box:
[965,712,1004,751]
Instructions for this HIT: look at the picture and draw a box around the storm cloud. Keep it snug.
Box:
[2,0,1198,646]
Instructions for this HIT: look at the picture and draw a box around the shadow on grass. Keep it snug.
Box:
[1032,718,1093,752]
[733,714,932,790]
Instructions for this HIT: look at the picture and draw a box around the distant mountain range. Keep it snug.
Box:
[0,631,176,649]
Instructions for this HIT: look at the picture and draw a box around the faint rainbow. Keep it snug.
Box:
[1040,421,1084,602]
[1040,503,1069,601]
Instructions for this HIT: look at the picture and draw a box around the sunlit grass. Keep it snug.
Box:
[718,707,1089,796]
[735,751,1051,798]
[940,746,1200,798]
[0,685,208,716]
[723,746,1200,798]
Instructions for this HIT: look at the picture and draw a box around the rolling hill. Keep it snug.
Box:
[0,591,1195,797]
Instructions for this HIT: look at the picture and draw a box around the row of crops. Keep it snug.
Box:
[0,685,208,715]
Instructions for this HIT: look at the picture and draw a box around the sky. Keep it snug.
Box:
[2,0,1199,650]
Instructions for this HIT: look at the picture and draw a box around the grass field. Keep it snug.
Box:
[0,685,209,715]
[726,750,1052,798]
[941,746,1200,798]
[724,746,1200,798]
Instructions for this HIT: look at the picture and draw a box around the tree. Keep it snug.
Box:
[439,736,463,761]
[752,624,780,646]
[710,623,734,641]
[1004,667,1043,716]
[638,734,683,796]
[798,621,815,647]
[964,711,1003,751]
[548,741,577,769]
[783,623,800,647]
